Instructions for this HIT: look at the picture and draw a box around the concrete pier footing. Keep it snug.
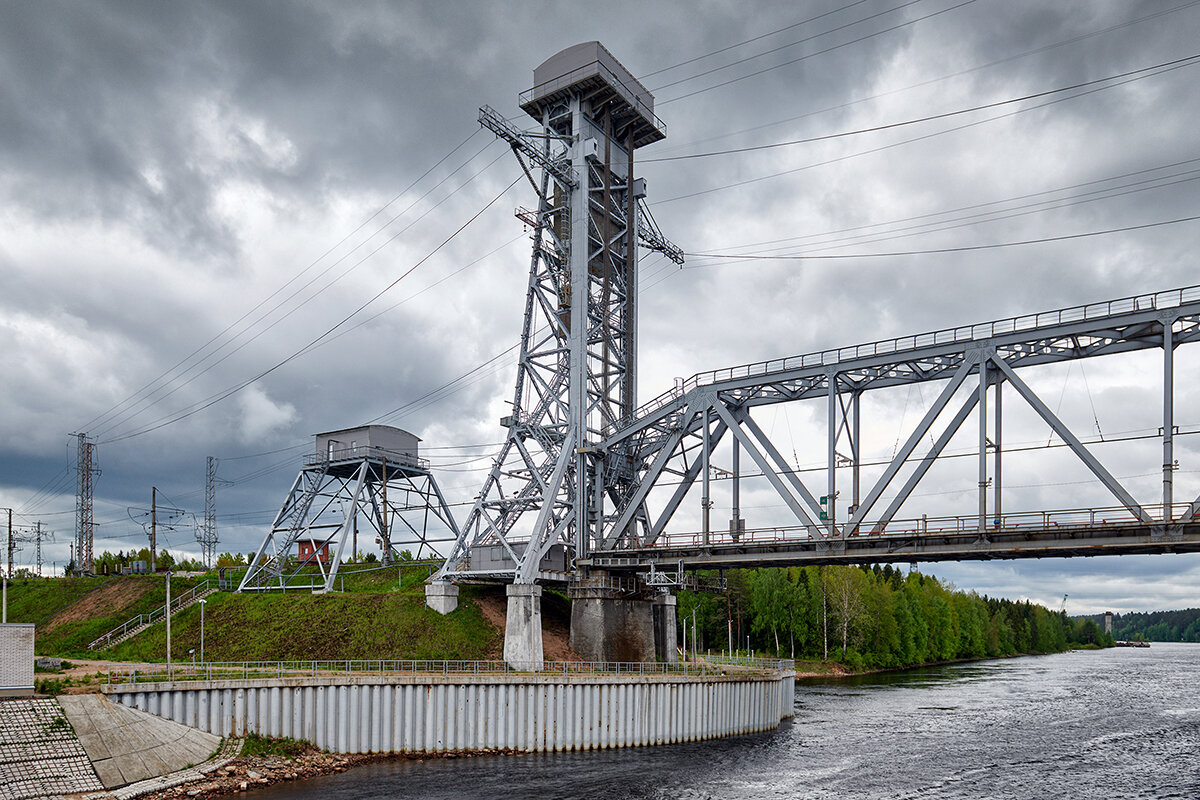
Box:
[424,582,459,614]
[503,584,543,671]
[427,577,676,667]
[569,578,677,663]
[653,594,678,664]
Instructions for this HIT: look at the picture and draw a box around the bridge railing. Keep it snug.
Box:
[606,284,1200,435]
[104,657,795,686]
[641,503,1195,551]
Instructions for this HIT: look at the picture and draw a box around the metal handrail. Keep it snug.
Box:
[105,655,794,686]
[304,445,428,470]
[88,579,218,651]
[634,502,1196,552]
[605,284,1200,435]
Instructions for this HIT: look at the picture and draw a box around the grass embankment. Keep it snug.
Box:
[4,563,499,662]
[5,574,207,656]
[104,586,500,662]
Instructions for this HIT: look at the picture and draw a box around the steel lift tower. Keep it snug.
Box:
[427,43,682,667]
[241,426,460,593]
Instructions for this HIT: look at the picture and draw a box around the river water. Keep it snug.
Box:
[241,643,1200,799]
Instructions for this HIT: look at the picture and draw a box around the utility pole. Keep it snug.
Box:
[5,507,12,580]
[150,486,157,573]
[165,569,172,670]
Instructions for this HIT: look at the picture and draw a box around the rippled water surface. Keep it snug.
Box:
[242,643,1200,799]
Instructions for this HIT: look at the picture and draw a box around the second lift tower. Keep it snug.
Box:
[430,42,682,668]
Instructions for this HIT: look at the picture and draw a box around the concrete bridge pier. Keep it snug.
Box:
[570,575,677,663]
[424,581,459,614]
[503,583,544,671]
[427,577,677,668]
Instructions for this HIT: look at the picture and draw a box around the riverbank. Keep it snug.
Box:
[133,747,384,800]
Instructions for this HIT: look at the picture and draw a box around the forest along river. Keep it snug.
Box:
[238,643,1200,799]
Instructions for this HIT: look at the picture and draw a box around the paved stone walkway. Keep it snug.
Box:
[58,695,220,789]
[107,738,241,800]
[0,697,104,800]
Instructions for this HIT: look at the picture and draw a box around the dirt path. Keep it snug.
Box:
[474,594,580,662]
[41,578,152,633]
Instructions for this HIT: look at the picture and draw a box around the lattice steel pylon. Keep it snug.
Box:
[434,43,682,585]
[197,456,220,569]
[240,439,460,593]
[72,433,98,575]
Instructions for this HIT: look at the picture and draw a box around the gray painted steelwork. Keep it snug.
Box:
[434,39,1200,598]
[435,43,681,588]
[105,670,795,753]
[241,425,459,593]
[585,286,1200,566]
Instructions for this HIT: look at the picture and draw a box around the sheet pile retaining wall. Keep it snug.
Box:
[104,672,795,754]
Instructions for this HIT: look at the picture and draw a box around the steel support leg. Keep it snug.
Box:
[994,377,1003,526]
[978,357,988,534]
[851,391,861,515]
[1164,318,1175,517]
[732,436,741,531]
[827,374,837,537]
[702,407,711,546]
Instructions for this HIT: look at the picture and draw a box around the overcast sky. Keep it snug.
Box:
[2,0,1198,615]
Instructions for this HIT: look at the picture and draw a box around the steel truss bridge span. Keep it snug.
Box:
[585,504,1200,572]
[589,285,1200,564]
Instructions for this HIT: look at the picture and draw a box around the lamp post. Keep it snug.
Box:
[165,570,172,671]
[690,607,698,662]
[198,598,206,664]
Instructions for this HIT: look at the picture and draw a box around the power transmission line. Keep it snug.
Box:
[98,174,522,444]
[646,0,1200,160]
[638,0,876,80]
[81,129,488,436]
[645,54,1200,162]
[655,56,1200,206]
[684,214,1200,263]
[658,0,979,105]
[92,144,508,441]
[695,156,1200,257]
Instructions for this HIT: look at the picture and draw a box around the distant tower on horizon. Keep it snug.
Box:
[1104,611,1114,635]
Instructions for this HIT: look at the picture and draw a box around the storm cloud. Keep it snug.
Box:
[1,0,1197,613]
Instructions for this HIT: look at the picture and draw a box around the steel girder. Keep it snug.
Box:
[434,92,680,585]
[592,287,1200,558]
[239,457,460,593]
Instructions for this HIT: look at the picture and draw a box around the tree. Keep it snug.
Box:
[216,552,247,567]
[749,569,793,656]
[825,566,869,659]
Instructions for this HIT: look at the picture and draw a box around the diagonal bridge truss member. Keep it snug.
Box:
[589,285,1200,566]
[241,430,460,593]
[434,43,682,586]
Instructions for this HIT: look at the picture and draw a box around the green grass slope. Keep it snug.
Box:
[6,574,209,656]
[104,589,501,662]
[8,565,499,662]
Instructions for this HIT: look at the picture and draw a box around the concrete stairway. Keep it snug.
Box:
[88,581,218,651]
